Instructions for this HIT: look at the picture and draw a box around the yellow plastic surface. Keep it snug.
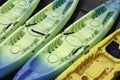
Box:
[56,29,120,80]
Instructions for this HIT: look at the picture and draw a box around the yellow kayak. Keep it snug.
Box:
[56,29,120,80]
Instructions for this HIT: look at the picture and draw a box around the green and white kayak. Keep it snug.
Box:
[0,0,40,43]
[13,0,120,80]
[0,0,79,78]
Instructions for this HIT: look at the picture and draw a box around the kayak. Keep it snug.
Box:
[0,0,40,43]
[56,29,120,80]
[0,0,79,78]
[13,0,120,80]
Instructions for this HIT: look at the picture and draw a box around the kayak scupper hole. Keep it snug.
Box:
[2,36,5,40]
[82,75,88,80]
[32,50,35,53]
[29,0,33,3]
[11,28,14,31]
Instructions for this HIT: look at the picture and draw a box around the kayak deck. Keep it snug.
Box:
[0,0,78,67]
[56,29,120,80]
[13,0,120,80]
[0,0,79,78]
[0,0,40,43]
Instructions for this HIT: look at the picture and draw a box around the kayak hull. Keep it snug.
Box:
[0,0,79,78]
[14,0,120,80]
[56,29,120,80]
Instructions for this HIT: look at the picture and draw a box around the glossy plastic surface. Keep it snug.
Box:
[56,29,120,80]
[0,0,78,78]
[14,0,120,80]
[0,0,40,43]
